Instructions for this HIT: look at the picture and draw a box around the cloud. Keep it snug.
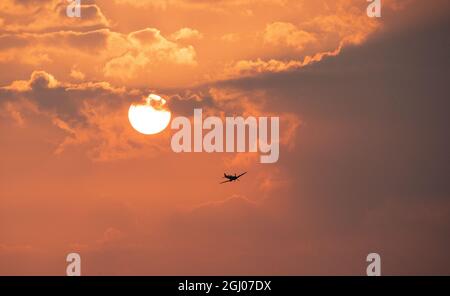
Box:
[1,1,450,276]
[103,28,197,85]
[0,70,301,163]
[112,0,290,11]
[220,0,382,79]
[0,0,110,33]
[113,0,170,10]
[0,29,117,65]
[264,22,317,50]
[70,67,86,81]
[1,0,434,87]
[0,0,384,87]
[170,27,203,41]
[1,101,25,126]
[0,71,170,161]
[222,45,342,78]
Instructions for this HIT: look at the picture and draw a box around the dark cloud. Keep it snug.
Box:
[206,14,450,274]
[217,14,450,199]
[0,71,133,124]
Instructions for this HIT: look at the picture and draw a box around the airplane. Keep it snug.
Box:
[220,172,247,184]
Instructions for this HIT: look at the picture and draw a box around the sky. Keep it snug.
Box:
[0,0,449,275]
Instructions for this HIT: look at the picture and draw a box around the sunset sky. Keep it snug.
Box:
[0,0,449,275]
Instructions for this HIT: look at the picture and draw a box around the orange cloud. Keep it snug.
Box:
[0,0,109,33]
[264,22,317,50]
[104,28,197,84]
[0,71,171,161]
[222,45,342,78]
[0,0,394,87]
[170,27,203,41]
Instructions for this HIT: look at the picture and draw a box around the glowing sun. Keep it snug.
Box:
[128,94,171,135]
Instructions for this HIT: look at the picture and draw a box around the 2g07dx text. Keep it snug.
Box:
[222,280,271,293]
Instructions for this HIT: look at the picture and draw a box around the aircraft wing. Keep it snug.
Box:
[220,179,233,184]
[236,172,247,179]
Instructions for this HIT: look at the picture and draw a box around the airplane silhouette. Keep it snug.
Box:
[220,172,247,184]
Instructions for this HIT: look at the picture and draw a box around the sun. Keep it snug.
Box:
[128,94,171,135]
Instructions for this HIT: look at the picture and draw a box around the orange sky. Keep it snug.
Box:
[1,0,450,275]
